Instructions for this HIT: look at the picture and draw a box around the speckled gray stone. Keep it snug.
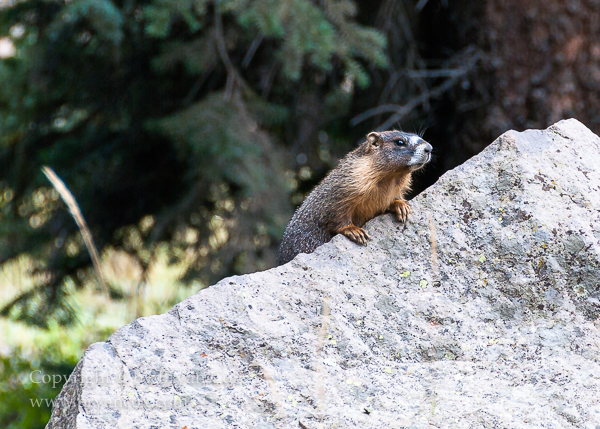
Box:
[47,119,600,429]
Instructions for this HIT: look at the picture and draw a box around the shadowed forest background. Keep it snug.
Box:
[1,0,599,427]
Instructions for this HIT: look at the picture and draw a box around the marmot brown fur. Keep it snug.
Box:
[277,130,432,265]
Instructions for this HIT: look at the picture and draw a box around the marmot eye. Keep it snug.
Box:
[395,139,406,147]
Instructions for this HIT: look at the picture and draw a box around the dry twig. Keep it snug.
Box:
[42,166,109,297]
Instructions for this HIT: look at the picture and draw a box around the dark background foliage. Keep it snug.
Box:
[1,0,598,332]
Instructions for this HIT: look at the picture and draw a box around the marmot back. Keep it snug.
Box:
[277,130,432,265]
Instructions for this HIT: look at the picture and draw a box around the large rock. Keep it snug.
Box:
[47,119,600,428]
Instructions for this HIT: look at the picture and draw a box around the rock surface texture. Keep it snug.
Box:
[47,119,600,429]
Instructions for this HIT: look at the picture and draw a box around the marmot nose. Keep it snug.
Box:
[423,142,433,154]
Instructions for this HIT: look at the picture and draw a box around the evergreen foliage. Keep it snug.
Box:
[0,0,387,327]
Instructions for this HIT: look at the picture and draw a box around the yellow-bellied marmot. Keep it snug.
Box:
[277,130,432,265]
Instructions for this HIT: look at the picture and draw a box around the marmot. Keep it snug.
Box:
[277,130,432,265]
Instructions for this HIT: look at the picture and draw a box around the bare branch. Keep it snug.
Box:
[242,34,264,68]
[406,68,471,78]
[350,104,405,126]
[376,74,461,130]
[415,0,430,12]
[214,7,249,99]
[352,49,481,129]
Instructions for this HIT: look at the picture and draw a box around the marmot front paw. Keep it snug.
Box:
[390,199,411,223]
[339,225,370,245]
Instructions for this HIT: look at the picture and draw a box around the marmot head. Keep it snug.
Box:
[364,130,433,172]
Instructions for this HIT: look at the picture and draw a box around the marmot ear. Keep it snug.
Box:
[367,132,381,147]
